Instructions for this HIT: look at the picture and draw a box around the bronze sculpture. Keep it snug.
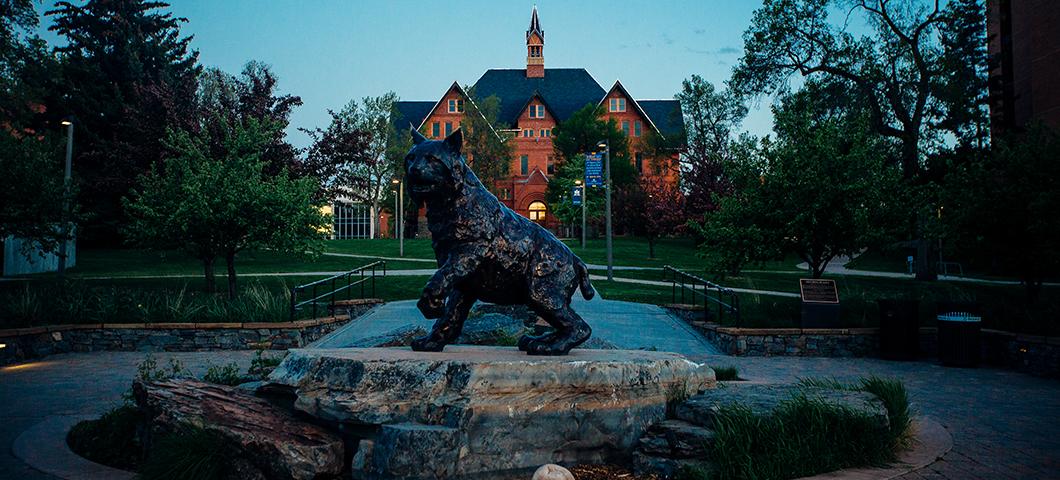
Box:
[404,128,595,355]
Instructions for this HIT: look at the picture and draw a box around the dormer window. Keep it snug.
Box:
[448,99,464,113]
[609,98,626,112]
[529,105,545,118]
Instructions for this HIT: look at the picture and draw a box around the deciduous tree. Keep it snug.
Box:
[460,89,514,193]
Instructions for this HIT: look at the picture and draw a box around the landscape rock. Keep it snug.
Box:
[532,464,575,480]
[636,419,715,458]
[267,346,715,478]
[133,379,344,480]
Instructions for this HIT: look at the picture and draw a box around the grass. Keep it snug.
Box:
[139,427,228,480]
[67,405,144,471]
[202,362,247,386]
[681,376,912,480]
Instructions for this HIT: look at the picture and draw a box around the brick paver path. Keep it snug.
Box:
[2,350,1058,479]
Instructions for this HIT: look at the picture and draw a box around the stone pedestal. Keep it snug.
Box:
[266,346,715,479]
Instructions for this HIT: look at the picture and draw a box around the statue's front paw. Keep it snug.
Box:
[417,295,445,318]
[411,335,446,352]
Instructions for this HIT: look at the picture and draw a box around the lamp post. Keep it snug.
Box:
[391,178,404,257]
[58,117,75,276]
[575,179,585,249]
[597,139,612,281]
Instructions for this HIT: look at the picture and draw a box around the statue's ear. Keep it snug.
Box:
[410,124,427,145]
[443,128,462,154]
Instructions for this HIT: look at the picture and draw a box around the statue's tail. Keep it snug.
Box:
[575,260,595,300]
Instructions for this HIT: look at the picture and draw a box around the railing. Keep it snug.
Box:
[662,265,740,325]
[290,261,386,321]
[937,261,964,277]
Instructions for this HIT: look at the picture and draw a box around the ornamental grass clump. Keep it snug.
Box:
[139,427,228,480]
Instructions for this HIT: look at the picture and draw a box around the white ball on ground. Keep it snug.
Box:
[532,463,575,480]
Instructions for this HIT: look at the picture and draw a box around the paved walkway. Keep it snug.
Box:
[315,296,722,356]
[795,254,1060,287]
[2,349,1057,479]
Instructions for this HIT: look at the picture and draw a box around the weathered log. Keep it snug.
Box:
[133,379,344,480]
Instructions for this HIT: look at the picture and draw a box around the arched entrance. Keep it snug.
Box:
[528,201,547,222]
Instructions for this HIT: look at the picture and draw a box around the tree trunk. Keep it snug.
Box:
[371,202,380,239]
[203,257,216,293]
[225,251,238,299]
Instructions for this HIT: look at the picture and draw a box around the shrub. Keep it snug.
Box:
[248,349,285,380]
[67,406,144,470]
[202,362,247,386]
[139,427,228,480]
[711,365,740,381]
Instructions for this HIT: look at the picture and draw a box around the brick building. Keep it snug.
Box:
[392,7,684,230]
[987,0,1060,135]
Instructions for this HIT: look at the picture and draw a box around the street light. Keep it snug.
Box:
[574,179,586,249]
[391,178,404,257]
[58,116,75,276]
[596,139,612,281]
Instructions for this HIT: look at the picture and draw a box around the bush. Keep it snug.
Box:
[139,426,228,480]
[248,349,285,380]
[711,365,740,381]
[202,362,247,386]
[67,406,144,470]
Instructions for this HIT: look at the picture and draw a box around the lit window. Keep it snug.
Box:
[432,122,440,138]
[528,201,547,221]
[445,122,452,136]
[520,155,529,175]
[622,120,630,135]
[635,121,642,137]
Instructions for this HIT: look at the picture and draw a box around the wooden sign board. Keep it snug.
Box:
[799,279,839,304]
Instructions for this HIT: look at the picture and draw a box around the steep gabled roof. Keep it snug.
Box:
[599,80,665,135]
[527,5,543,42]
[392,101,435,132]
[638,100,685,138]
[514,92,559,122]
[471,68,605,126]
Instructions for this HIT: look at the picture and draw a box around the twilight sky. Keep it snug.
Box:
[35,1,778,148]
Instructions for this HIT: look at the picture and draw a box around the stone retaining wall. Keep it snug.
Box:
[0,299,381,366]
[667,304,1060,377]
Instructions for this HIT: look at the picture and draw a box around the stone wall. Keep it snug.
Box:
[0,300,381,366]
[667,305,1060,377]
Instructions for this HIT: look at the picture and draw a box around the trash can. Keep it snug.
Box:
[878,299,920,360]
[936,302,981,367]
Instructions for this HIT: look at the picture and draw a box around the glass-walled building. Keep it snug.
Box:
[330,202,373,239]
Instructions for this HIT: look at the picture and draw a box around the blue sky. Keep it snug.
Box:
[35,1,777,148]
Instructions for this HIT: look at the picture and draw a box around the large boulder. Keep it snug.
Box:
[133,379,344,480]
[673,383,889,429]
[267,346,715,478]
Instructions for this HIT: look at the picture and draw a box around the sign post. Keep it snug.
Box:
[798,278,841,328]
[573,181,585,249]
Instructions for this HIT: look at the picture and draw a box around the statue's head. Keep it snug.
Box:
[405,127,469,199]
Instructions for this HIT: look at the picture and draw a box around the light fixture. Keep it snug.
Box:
[574,179,582,186]
[0,343,6,349]
[61,115,75,126]
[391,179,400,185]
[596,140,607,149]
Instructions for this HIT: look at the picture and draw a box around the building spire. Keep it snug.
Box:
[526,6,544,78]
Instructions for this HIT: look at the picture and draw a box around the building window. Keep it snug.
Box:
[520,155,529,175]
[622,120,630,136]
[635,120,642,137]
[332,202,372,239]
[540,128,550,138]
[653,160,663,176]
[529,105,544,118]
[635,152,644,174]
[447,99,464,113]
[528,201,547,221]
[609,97,626,112]
[448,99,456,113]
[547,155,555,174]
[500,188,511,200]
[432,122,440,138]
[445,122,452,136]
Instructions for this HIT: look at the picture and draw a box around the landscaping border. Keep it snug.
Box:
[666,305,1060,377]
[0,299,382,366]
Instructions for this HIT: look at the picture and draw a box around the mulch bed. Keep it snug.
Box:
[569,464,660,480]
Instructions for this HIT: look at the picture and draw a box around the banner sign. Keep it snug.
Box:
[584,153,603,187]
[572,186,583,206]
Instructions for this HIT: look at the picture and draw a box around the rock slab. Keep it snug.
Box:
[267,346,716,478]
[133,379,345,480]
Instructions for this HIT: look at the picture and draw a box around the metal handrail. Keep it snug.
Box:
[290,261,386,321]
[662,265,740,325]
